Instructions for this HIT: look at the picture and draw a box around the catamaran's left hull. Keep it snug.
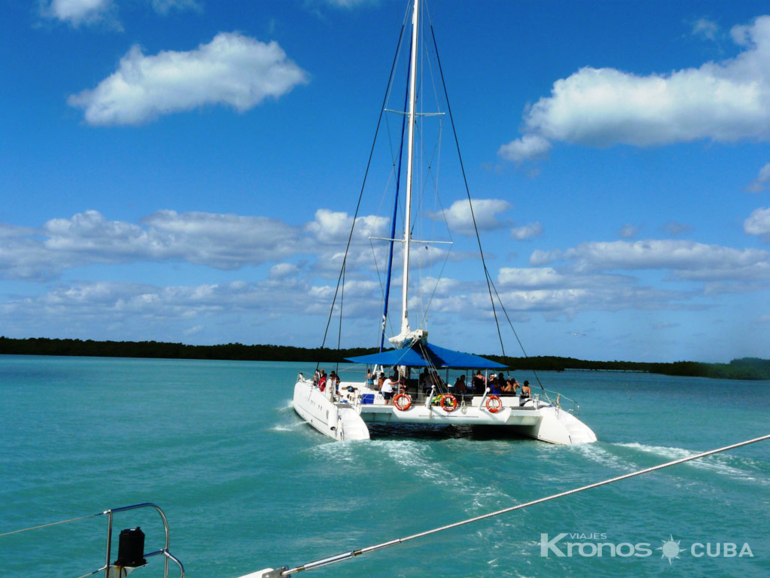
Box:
[292,380,370,441]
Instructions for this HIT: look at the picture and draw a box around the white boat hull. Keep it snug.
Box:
[292,379,370,441]
[292,377,596,445]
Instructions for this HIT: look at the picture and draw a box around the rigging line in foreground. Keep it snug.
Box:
[316,20,407,365]
[0,512,103,538]
[260,433,770,577]
[428,21,506,358]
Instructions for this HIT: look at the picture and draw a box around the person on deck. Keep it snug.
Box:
[501,378,513,394]
[398,375,408,394]
[520,380,532,405]
[419,369,429,391]
[329,371,341,396]
[318,370,327,392]
[421,370,433,395]
[473,371,485,392]
[454,375,467,394]
[366,369,374,388]
[381,374,396,403]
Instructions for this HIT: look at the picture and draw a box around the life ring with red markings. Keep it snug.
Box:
[440,394,458,412]
[393,393,412,411]
[486,395,502,413]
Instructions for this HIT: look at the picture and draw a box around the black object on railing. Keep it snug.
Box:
[115,527,147,568]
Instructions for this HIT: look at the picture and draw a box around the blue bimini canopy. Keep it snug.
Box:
[345,341,506,370]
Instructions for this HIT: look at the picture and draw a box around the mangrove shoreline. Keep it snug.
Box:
[0,336,768,381]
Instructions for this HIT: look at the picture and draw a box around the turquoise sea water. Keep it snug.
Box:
[1,355,769,578]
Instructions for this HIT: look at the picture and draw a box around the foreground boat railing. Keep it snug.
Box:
[242,433,770,578]
[99,503,184,578]
[0,502,184,578]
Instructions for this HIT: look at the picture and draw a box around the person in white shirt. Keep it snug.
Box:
[381,374,396,404]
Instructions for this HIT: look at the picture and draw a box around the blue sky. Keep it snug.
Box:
[2,0,770,363]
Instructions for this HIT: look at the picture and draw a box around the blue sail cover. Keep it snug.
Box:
[345,341,506,369]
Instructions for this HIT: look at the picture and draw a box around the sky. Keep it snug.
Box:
[1,0,770,363]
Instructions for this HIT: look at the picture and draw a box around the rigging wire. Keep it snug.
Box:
[380,33,413,352]
[487,276,551,400]
[335,263,346,374]
[316,17,409,369]
[0,512,103,537]
[263,433,770,577]
[427,17,507,358]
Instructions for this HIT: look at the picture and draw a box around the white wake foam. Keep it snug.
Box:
[614,442,765,485]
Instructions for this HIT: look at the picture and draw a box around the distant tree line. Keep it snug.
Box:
[0,337,376,363]
[0,337,768,381]
[487,354,770,381]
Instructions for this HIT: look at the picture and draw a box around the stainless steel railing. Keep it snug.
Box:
[98,503,184,578]
[542,388,580,416]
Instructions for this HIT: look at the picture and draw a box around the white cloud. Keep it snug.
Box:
[151,0,202,14]
[500,16,770,161]
[42,209,301,269]
[323,0,378,7]
[184,324,204,336]
[498,134,552,165]
[510,221,543,241]
[305,0,379,10]
[269,263,301,280]
[747,163,770,193]
[497,267,633,291]
[427,199,511,236]
[0,208,412,281]
[498,267,565,288]
[42,0,113,26]
[692,18,719,42]
[536,239,770,282]
[660,221,692,237]
[305,209,389,245]
[68,32,308,126]
[619,224,639,239]
[0,210,304,279]
[0,277,387,338]
[744,206,770,241]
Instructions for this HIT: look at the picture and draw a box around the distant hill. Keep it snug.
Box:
[0,337,768,381]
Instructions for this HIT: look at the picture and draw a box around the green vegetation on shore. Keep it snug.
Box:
[1,337,768,381]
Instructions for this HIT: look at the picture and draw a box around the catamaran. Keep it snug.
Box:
[292,0,596,445]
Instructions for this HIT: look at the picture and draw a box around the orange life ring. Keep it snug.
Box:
[486,395,502,413]
[440,394,457,412]
[393,393,412,411]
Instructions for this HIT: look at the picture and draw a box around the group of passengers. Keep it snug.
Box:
[317,366,532,406]
[418,369,445,395]
[314,369,341,394]
[453,372,531,403]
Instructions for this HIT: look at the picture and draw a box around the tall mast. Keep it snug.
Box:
[400,0,419,337]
